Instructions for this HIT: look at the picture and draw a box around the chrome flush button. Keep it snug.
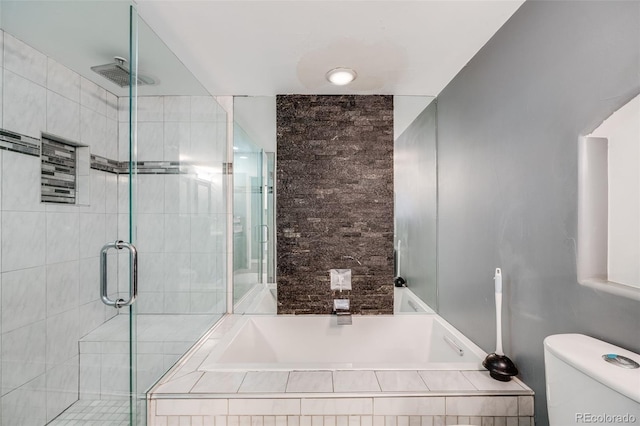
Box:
[602,354,640,369]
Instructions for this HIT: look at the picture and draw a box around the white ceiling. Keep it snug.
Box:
[1,1,208,97]
[136,0,525,97]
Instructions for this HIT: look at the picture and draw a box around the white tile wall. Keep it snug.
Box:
[46,308,80,366]
[138,121,165,160]
[46,211,80,264]
[80,77,107,116]
[148,402,534,426]
[374,398,445,416]
[164,216,191,253]
[3,34,47,86]
[46,90,81,141]
[445,397,518,416]
[118,121,130,162]
[45,356,79,423]
[1,320,46,391]
[0,30,124,423]
[81,106,108,156]
[137,96,164,122]
[0,151,42,211]
[1,266,46,332]
[1,375,47,426]
[301,399,373,416]
[138,174,166,214]
[165,121,191,161]
[47,58,80,103]
[46,261,80,317]
[1,211,46,271]
[79,212,107,259]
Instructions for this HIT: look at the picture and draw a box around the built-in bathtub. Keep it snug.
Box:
[200,314,483,371]
[148,289,535,425]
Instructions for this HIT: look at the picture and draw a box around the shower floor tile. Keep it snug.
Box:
[48,399,130,425]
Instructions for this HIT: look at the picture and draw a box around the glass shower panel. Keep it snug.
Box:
[232,129,263,306]
[130,13,228,425]
[394,97,438,311]
[0,1,138,424]
[265,152,276,283]
[232,96,277,314]
[0,2,228,424]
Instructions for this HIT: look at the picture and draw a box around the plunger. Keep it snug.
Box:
[482,268,518,381]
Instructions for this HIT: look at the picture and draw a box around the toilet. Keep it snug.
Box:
[544,334,640,425]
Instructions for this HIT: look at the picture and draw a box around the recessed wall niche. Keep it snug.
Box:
[40,134,90,205]
[578,94,640,300]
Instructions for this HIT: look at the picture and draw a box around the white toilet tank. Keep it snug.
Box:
[544,334,640,425]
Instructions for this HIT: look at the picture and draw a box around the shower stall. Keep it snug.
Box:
[232,97,277,314]
[0,1,228,424]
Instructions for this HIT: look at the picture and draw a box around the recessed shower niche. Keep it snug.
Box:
[40,134,89,205]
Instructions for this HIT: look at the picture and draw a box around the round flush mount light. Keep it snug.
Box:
[326,67,357,86]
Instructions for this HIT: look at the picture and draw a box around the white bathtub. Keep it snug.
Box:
[199,314,486,371]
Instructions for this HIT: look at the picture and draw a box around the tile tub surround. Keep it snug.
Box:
[79,314,220,400]
[147,315,534,425]
[276,95,394,315]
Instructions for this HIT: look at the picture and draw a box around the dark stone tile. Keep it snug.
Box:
[277,95,394,315]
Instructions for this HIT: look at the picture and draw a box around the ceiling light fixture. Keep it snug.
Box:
[326,67,357,86]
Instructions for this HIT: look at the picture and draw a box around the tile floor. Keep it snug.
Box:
[48,400,129,425]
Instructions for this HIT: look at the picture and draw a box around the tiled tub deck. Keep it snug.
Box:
[147,316,534,426]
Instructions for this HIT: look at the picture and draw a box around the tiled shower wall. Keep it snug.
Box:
[0,31,120,424]
[116,95,227,315]
[0,31,227,424]
[276,95,394,315]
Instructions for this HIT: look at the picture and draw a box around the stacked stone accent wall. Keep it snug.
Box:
[276,95,394,314]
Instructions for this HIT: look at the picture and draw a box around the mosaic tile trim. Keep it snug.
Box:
[90,155,186,175]
[41,136,77,204]
[90,154,124,174]
[0,128,41,157]
[135,161,183,174]
[148,413,536,426]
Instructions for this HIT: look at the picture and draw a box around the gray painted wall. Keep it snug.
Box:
[435,1,640,424]
[395,101,438,309]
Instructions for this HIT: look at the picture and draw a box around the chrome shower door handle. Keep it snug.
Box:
[100,240,138,308]
[261,224,269,243]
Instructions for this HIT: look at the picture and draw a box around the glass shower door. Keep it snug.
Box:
[99,4,141,423]
[100,4,141,423]
[128,5,141,423]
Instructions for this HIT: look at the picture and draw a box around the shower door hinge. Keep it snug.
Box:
[223,162,233,175]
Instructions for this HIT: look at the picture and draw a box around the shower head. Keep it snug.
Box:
[91,56,155,88]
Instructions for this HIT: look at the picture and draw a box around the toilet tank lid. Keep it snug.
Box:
[544,334,640,403]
